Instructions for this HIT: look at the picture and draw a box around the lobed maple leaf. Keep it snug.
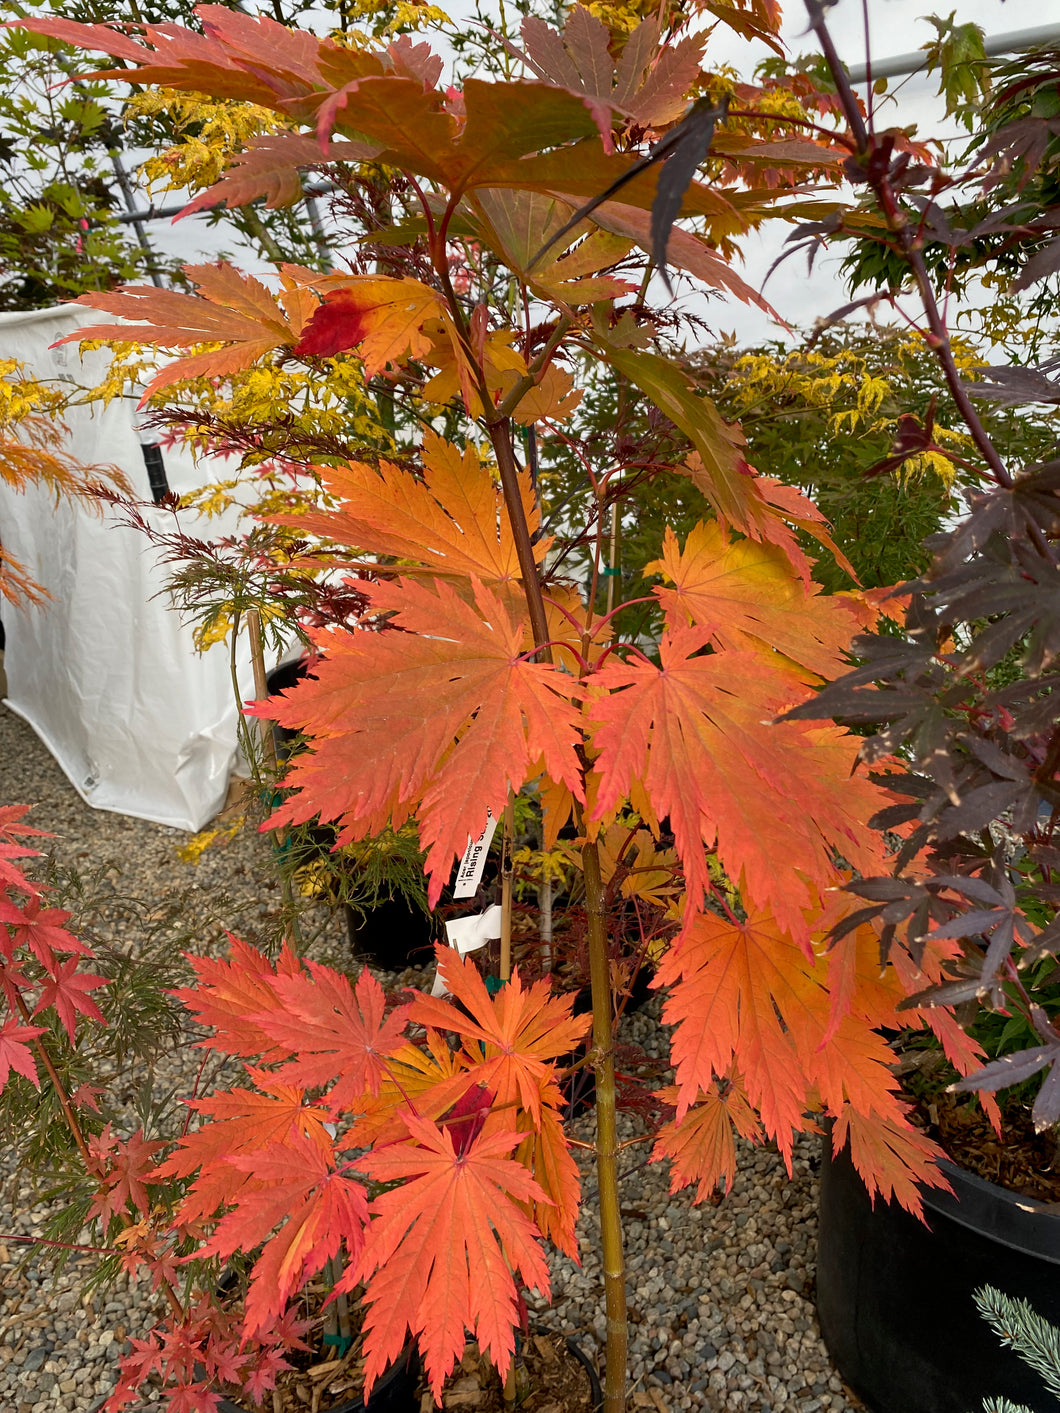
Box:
[832,1105,947,1216]
[172,935,303,1060]
[264,574,584,906]
[349,1112,551,1399]
[734,470,859,585]
[408,948,590,1123]
[512,1098,582,1259]
[653,904,952,1211]
[0,804,49,894]
[32,954,107,1040]
[586,630,887,938]
[87,1126,165,1226]
[201,1134,371,1338]
[1,893,92,966]
[291,274,442,372]
[588,200,778,315]
[515,6,705,129]
[0,1016,45,1091]
[178,133,380,217]
[657,909,820,1155]
[20,6,337,108]
[154,1075,333,1187]
[278,431,544,589]
[61,263,315,402]
[251,963,411,1110]
[647,521,871,681]
[652,1075,762,1202]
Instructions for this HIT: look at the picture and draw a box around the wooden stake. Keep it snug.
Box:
[499,792,515,984]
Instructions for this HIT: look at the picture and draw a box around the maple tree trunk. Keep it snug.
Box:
[582,838,629,1413]
[488,418,628,1412]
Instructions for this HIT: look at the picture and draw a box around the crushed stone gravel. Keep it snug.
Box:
[1,698,864,1413]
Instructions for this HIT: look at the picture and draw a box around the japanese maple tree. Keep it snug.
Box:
[2,2,1004,1411]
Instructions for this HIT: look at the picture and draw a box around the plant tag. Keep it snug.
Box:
[430,904,503,996]
[445,904,502,956]
[453,809,498,898]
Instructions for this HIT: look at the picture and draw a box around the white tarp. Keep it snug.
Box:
[0,303,264,831]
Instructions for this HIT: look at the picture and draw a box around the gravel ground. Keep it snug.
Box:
[0,695,863,1413]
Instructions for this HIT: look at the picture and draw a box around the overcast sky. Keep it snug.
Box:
[138,0,1056,344]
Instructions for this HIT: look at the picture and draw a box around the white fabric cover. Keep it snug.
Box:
[0,304,262,831]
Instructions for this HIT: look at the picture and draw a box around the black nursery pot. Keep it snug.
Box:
[565,1335,604,1413]
[213,1343,421,1413]
[816,1134,1060,1413]
[267,657,435,971]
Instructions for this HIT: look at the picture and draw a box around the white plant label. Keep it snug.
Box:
[452,808,498,898]
[430,904,503,996]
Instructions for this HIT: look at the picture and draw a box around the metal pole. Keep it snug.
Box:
[107,144,164,287]
[847,23,1060,84]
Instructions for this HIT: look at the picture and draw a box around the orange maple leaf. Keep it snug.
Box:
[198,1132,370,1338]
[348,1113,551,1400]
[154,1075,333,1183]
[512,1099,582,1260]
[61,263,315,402]
[832,1105,948,1217]
[652,1075,762,1202]
[279,431,545,588]
[656,910,817,1157]
[655,906,950,1210]
[179,133,380,216]
[647,521,870,682]
[408,949,590,1123]
[265,575,584,905]
[586,631,887,938]
[291,274,443,373]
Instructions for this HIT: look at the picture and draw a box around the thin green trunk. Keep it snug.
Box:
[487,417,628,1412]
[582,838,628,1413]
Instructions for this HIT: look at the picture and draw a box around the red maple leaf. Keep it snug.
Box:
[172,936,304,1060]
[33,955,107,1040]
[0,1016,45,1091]
[253,963,411,1109]
[3,894,92,967]
[87,1126,166,1224]
[0,804,49,893]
